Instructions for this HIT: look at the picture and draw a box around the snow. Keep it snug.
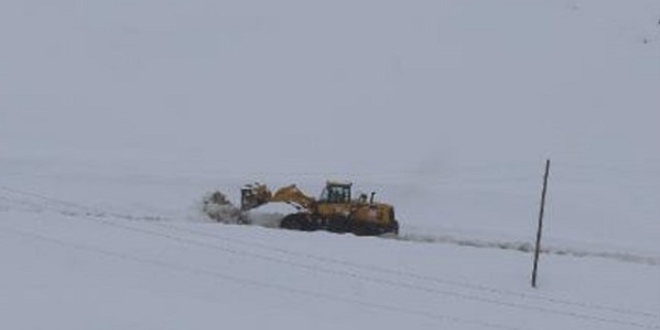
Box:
[1,206,658,330]
[244,202,299,228]
[1,0,659,328]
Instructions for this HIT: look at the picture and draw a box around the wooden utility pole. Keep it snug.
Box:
[531,159,550,288]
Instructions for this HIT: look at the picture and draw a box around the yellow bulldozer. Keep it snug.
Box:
[240,181,399,236]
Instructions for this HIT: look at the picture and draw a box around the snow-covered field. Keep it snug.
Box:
[1,0,659,329]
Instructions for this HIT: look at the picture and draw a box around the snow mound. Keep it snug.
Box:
[201,192,241,224]
[244,202,298,228]
[201,191,297,228]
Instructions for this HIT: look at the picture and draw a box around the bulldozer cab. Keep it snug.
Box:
[318,182,351,204]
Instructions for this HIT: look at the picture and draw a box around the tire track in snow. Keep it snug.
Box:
[0,187,168,222]
[1,185,659,327]
[2,184,660,268]
[395,232,660,266]
[2,204,659,329]
[0,225,529,330]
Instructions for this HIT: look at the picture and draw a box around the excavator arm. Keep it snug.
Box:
[240,183,316,212]
[271,184,316,211]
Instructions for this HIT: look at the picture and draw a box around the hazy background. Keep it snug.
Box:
[2,0,659,251]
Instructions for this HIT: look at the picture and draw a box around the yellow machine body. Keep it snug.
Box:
[241,181,398,235]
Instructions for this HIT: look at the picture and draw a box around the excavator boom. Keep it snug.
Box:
[241,183,316,211]
[271,185,316,210]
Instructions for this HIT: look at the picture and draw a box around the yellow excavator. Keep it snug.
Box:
[241,181,399,236]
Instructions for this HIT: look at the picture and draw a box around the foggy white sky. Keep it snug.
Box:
[1,0,658,175]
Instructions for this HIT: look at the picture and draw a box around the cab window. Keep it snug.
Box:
[319,185,350,203]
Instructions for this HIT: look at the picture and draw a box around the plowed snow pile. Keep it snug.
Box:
[201,192,241,223]
[201,191,296,228]
[244,202,298,227]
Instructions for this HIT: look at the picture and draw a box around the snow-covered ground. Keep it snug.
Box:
[1,0,659,329]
